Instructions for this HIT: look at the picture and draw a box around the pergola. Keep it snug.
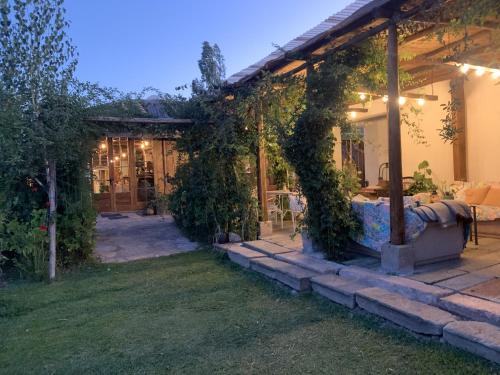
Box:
[228,0,499,253]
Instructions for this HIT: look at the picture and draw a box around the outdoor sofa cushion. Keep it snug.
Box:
[464,186,491,205]
[482,187,500,207]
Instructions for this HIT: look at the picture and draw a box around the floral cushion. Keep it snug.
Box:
[351,199,426,253]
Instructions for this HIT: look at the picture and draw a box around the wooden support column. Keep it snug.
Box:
[387,22,405,245]
[451,77,468,181]
[256,104,269,222]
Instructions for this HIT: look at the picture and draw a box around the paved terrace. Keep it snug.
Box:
[95,213,198,263]
[217,224,500,364]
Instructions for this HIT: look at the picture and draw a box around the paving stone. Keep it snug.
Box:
[311,274,368,308]
[444,321,500,364]
[339,266,453,305]
[213,242,240,254]
[436,273,495,292]
[250,257,318,291]
[440,294,500,326]
[226,246,267,268]
[463,279,500,303]
[243,240,295,257]
[473,264,500,278]
[276,252,343,274]
[409,268,467,284]
[356,287,457,336]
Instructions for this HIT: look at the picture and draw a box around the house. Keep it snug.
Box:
[227,0,500,270]
[89,98,190,212]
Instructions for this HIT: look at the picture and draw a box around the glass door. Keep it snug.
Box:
[111,137,132,211]
[134,139,155,208]
[92,140,112,212]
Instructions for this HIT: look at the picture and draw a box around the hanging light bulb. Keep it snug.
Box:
[492,70,500,79]
[121,153,126,158]
[359,92,366,101]
[475,67,485,77]
[382,95,388,103]
[460,64,470,74]
[144,141,150,146]
[244,125,248,131]
[398,96,407,105]
[140,143,145,149]
[114,156,119,161]
[417,98,425,106]
[350,111,357,119]
[100,143,106,150]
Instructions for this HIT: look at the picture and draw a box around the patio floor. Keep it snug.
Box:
[264,220,500,304]
[95,212,198,263]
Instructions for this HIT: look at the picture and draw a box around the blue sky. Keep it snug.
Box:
[65,0,352,95]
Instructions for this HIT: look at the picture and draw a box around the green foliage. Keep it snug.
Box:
[168,42,258,243]
[0,0,116,278]
[406,160,438,195]
[191,41,226,96]
[0,210,48,280]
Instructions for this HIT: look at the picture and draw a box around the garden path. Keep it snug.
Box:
[95,212,197,263]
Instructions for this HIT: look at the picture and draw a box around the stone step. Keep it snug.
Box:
[356,287,457,336]
[213,242,241,254]
[443,321,500,364]
[340,266,453,305]
[311,274,369,309]
[250,257,318,292]
[226,246,267,268]
[275,252,343,275]
[243,240,295,257]
[439,294,500,326]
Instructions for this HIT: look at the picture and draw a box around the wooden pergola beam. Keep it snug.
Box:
[387,21,405,245]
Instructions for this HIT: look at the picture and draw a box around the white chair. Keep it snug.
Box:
[267,194,284,228]
[288,194,306,231]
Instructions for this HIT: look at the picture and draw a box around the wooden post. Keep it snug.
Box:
[451,77,467,181]
[256,104,269,222]
[47,159,57,281]
[387,22,405,245]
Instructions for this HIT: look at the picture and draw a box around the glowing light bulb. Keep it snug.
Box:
[475,67,485,76]
[492,70,500,79]
[382,95,388,103]
[350,111,357,119]
[121,153,126,158]
[140,144,145,149]
[359,92,366,101]
[100,143,106,149]
[144,141,150,146]
[460,64,470,74]
[417,98,425,106]
[114,156,119,161]
[244,126,248,131]
[398,96,407,105]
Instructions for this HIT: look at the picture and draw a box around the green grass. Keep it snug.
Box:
[0,250,498,375]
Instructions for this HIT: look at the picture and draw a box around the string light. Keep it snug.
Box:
[144,141,150,146]
[359,92,366,101]
[398,97,407,105]
[140,143,145,149]
[417,98,425,106]
[382,95,388,103]
[121,153,126,158]
[100,143,106,150]
[460,64,470,74]
[114,156,119,161]
[350,111,357,119]
[492,70,500,80]
[475,67,485,77]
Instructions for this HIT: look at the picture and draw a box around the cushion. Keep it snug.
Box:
[464,186,491,205]
[482,187,500,207]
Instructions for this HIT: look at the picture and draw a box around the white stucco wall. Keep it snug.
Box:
[465,76,500,183]
[353,80,454,186]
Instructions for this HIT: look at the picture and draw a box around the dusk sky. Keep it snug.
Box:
[65,0,352,95]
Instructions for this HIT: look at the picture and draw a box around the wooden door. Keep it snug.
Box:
[92,139,112,212]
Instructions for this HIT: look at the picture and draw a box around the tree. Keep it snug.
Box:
[191,41,226,96]
[1,0,80,281]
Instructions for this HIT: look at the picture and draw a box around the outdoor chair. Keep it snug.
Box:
[288,194,306,232]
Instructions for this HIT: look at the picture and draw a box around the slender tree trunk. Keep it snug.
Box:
[47,158,57,281]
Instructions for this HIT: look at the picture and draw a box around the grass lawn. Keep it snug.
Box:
[1,250,498,374]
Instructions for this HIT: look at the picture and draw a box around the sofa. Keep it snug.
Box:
[454,182,500,238]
